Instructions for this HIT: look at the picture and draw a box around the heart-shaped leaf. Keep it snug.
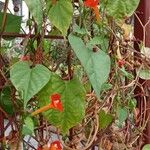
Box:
[68,34,110,98]
[48,0,73,35]
[38,74,86,134]
[10,61,51,107]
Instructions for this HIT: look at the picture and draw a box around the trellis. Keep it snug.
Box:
[0,0,150,149]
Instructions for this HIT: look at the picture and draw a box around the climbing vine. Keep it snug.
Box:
[2,0,150,149]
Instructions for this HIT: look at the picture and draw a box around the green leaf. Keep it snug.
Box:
[22,117,34,135]
[142,144,150,150]
[128,98,137,111]
[137,69,150,80]
[88,36,109,52]
[38,74,86,134]
[117,107,128,123]
[0,12,21,35]
[48,0,73,35]
[120,67,133,80]
[68,34,110,98]
[24,0,43,26]
[10,61,51,107]
[104,0,140,20]
[74,24,87,35]
[99,110,113,129]
[101,83,112,91]
[0,86,13,115]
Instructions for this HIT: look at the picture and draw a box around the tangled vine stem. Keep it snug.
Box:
[63,114,99,150]
[1,0,150,149]
[0,0,9,47]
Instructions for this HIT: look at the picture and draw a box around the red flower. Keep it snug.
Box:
[31,93,63,116]
[49,93,63,112]
[51,94,61,101]
[84,0,99,8]
[117,59,126,68]
[84,0,100,22]
[50,141,62,150]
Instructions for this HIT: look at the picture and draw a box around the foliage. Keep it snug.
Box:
[22,116,34,135]
[0,86,14,115]
[117,106,128,123]
[48,0,73,35]
[69,34,110,98]
[24,0,43,26]
[38,74,86,134]
[142,144,150,150]
[0,12,21,33]
[99,110,113,129]
[104,0,140,20]
[0,0,148,149]
[10,61,51,107]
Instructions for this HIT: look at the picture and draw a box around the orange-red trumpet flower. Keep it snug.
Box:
[49,141,62,150]
[84,0,101,23]
[31,93,63,116]
[84,0,99,7]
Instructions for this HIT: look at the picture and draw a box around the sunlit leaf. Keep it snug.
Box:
[48,0,73,35]
[38,74,86,134]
